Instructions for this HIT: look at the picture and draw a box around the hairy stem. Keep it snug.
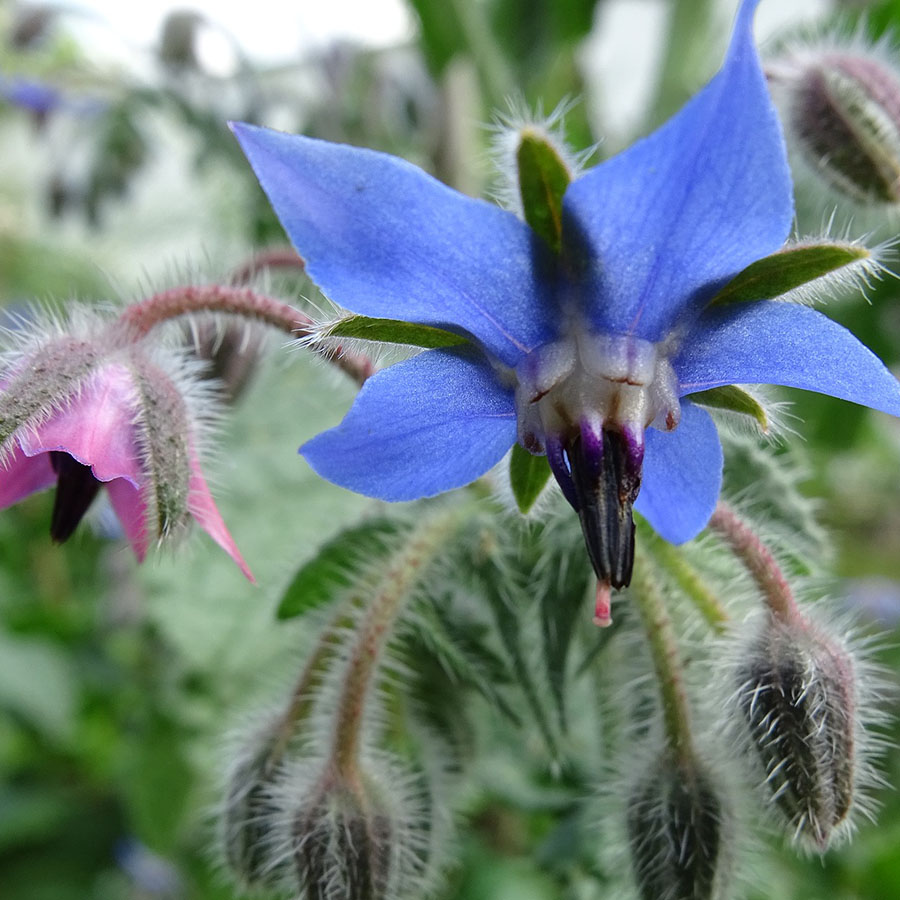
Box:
[632,559,695,762]
[330,504,467,779]
[641,523,729,633]
[115,284,374,384]
[708,501,800,625]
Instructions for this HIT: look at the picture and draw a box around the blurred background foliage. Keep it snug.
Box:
[4,0,900,898]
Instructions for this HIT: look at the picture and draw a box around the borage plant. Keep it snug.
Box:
[4,0,900,898]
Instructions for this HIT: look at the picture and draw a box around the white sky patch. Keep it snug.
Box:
[57,0,415,67]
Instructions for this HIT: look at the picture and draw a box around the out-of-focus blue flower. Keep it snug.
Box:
[232,0,900,589]
[0,74,104,119]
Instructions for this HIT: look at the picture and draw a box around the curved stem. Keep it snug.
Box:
[632,559,695,762]
[639,521,729,634]
[230,247,305,285]
[114,284,374,384]
[708,500,800,625]
[330,504,468,779]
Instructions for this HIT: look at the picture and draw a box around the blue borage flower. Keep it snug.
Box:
[232,0,900,591]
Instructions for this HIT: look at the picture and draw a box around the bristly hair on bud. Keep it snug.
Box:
[219,716,289,891]
[625,747,734,900]
[728,607,886,851]
[767,24,900,209]
[254,750,444,900]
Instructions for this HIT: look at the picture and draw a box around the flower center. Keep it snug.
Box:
[514,332,680,588]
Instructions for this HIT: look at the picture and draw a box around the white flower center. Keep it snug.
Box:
[514,331,680,452]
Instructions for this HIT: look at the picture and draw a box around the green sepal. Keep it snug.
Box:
[326,315,469,349]
[517,129,572,253]
[708,242,871,306]
[277,518,402,620]
[509,443,552,513]
[689,385,769,433]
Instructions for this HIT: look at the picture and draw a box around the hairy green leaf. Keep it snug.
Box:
[517,130,571,253]
[327,315,469,349]
[709,242,871,306]
[689,385,769,432]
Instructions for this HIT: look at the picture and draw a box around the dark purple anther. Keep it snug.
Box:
[564,424,643,589]
[49,451,102,543]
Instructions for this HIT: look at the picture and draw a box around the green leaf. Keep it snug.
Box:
[689,385,769,432]
[406,600,521,725]
[708,242,871,306]
[517,130,571,253]
[122,716,192,852]
[327,315,469,349]
[277,518,402,619]
[510,444,552,513]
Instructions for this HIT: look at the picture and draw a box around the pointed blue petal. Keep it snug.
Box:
[636,402,723,544]
[675,301,900,416]
[231,123,556,367]
[562,0,791,340]
[301,348,516,501]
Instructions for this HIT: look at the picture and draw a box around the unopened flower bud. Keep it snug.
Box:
[626,749,731,900]
[221,732,286,890]
[734,613,857,849]
[293,768,397,900]
[776,48,900,204]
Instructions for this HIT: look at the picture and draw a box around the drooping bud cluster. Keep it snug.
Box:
[626,749,732,900]
[771,43,900,205]
[732,611,860,849]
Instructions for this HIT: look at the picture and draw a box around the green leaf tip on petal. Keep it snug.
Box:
[516,129,572,254]
[326,315,470,349]
[689,385,769,433]
[509,443,552,513]
[277,517,403,620]
[708,242,873,307]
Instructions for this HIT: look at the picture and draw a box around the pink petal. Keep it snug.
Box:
[107,478,150,561]
[186,447,254,582]
[0,444,57,509]
[18,363,144,485]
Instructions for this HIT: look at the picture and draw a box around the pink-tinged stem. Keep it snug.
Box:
[330,504,467,780]
[708,501,800,625]
[115,284,375,385]
[230,246,306,285]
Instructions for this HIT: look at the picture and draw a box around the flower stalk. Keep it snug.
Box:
[115,284,375,384]
[639,521,729,633]
[631,560,695,761]
[329,504,467,780]
[708,500,800,624]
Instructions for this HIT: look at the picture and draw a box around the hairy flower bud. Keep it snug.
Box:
[221,732,286,890]
[292,767,400,900]
[626,749,731,900]
[733,613,857,849]
[776,48,900,204]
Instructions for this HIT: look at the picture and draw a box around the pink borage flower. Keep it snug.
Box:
[0,324,252,579]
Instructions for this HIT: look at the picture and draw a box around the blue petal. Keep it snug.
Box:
[674,301,900,416]
[636,402,723,543]
[562,0,792,340]
[301,348,517,500]
[231,123,557,367]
